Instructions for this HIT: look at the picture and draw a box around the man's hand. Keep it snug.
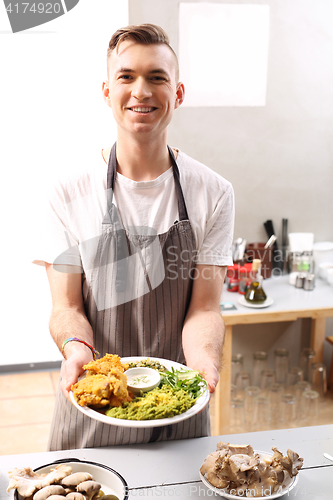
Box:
[182,265,226,396]
[200,363,220,394]
[60,347,93,401]
[45,263,96,401]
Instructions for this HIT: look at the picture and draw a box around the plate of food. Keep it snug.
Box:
[8,458,128,500]
[200,442,303,499]
[69,354,210,428]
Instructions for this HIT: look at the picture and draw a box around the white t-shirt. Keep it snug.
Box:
[33,149,234,270]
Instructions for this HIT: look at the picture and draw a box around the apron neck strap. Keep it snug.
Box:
[107,142,189,221]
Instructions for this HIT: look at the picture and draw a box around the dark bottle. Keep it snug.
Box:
[245,259,267,303]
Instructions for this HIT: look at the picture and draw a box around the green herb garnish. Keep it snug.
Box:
[159,368,208,399]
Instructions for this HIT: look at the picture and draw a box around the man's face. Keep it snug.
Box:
[103,41,184,139]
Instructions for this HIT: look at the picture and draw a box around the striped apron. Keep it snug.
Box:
[48,144,210,450]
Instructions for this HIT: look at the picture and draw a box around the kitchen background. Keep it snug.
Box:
[0,0,332,377]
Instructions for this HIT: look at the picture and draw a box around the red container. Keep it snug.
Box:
[227,264,240,280]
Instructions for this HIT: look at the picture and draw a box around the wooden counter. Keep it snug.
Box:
[215,275,333,434]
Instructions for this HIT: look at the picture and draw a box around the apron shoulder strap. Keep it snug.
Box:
[167,146,189,222]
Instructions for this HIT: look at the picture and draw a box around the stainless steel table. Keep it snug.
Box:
[1,425,333,499]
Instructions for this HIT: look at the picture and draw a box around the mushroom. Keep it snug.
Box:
[66,493,87,500]
[47,497,70,500]
[76,481,101,500]
[200,442,304,496]
[7,465,73,497]
[33,486,66,500]
[61,473,93,487]
[216,442,254,456]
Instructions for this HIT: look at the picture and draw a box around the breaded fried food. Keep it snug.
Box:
[84,353,128,376]
[72,374,111,407]
[71,353,130,408]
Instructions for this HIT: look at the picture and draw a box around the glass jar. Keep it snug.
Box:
[252,351,268,387]
[274,348,289,385]
[231,353,244,385]
[245,259,267,303]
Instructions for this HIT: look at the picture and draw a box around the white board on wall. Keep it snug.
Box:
[179,3,270,106]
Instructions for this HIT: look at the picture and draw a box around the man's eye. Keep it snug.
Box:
[119,75,132,80]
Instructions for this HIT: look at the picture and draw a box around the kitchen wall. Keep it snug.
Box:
[1,0,332,370]
[128,0,333,370]
[129,0,333,244]
[0,0,128,368]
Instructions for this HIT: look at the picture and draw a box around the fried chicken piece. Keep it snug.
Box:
[72,374,112,407]
[83,354,128,376]
[72,365,129,408]
[108,368,128,399]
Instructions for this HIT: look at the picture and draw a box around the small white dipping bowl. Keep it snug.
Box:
[126,367,161,395]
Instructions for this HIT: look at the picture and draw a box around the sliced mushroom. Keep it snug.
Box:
[76,481,101,500]
[61,473,93,487]
[33,485,66,500]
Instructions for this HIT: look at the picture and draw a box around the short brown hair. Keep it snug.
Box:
[107,23,179,81]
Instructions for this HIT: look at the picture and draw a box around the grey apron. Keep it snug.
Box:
[48,144,210,451]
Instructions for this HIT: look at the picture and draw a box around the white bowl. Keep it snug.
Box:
[319,262,333,280]
[125,367,161,395]
[15,459,128,500]
[327,268,333,286]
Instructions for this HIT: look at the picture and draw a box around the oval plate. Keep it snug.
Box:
[70,356,210,428]
[200,450,299,499]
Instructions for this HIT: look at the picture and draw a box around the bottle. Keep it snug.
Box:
[245,259,267,303]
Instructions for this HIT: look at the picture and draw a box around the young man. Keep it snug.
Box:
[35,24,234,450]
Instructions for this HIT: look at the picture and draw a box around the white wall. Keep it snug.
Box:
[129,0,333,243]
[1,0,332,368]
[128,0,333,372]
[0,0,128,366]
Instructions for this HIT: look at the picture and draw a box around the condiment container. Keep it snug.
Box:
[295,273,306,288]
[245,259,267,303]
[304,273,315,291]
[238,263,252,295]
[226,264,240,292]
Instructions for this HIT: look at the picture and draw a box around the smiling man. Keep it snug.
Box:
[37,24,234,450]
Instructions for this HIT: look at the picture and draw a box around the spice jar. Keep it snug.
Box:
[227,264,240,292]
[238,263,252,295]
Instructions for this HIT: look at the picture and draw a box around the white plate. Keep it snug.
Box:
[15,459,128,500]
[70,356,210,428]
[238,296,274,308]
[200,450,299,499]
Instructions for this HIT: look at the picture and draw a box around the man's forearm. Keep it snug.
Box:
[182,309,225,391]
[49,306,94,359]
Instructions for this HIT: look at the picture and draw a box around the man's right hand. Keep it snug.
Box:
[60,348,93,401]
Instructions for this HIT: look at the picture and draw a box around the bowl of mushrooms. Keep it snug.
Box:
[200,442,303,498]
[8,459,128,500]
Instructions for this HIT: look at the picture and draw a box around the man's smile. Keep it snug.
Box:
[127,106,157,113]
